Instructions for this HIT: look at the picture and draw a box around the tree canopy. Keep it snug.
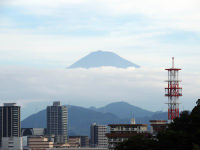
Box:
[115,99,200,150]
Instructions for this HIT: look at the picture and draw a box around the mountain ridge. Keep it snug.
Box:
[21,102,167,136]
[68,50,140,69]
[89,101,154,118]
[22,105,123,136]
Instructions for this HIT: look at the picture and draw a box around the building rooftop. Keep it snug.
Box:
[108,124,148,127]
[53,101,61,106]
[3,103,17,106]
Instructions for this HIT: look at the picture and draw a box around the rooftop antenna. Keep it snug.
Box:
[130,112,136,124]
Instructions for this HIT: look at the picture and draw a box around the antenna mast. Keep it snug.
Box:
[165,57,182,121]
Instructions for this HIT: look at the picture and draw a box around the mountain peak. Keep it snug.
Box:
[68,51,140,69]
[92,101,154,118]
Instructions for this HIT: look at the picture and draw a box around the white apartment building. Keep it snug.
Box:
[90,123,108,148]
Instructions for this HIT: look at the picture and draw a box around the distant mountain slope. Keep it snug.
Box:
[68,50,140,68]
[90,101,154,118]
[22,109,46,128]
[21,103,168,136]
[67,105,122,136]
[22,105,123,136]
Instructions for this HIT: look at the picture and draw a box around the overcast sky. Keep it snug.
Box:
[0,0,200,119]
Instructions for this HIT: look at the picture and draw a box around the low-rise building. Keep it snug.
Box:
[28,136,53,149]
[46,148,108,150]
[80,136,89,147]
[150,120,168,135]
[68,136,89,148]
[68,136,81,148]
[53,143,70,148]
[1,137,23,150]
[22,128,47,148]
[21,128,46,136]
[106,124,148,150]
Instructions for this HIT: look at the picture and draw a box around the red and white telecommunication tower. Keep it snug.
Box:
[165,57,182,121]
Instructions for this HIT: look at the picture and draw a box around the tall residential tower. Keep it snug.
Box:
[0,103,21,138]
[47,101,68,144]
[0,103,22,150]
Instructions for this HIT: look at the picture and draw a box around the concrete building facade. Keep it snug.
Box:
[28,136,53,149]
[0,103,21,149]
[106,124,148,150]
[47,101,67,144]
[90,123,108,148]
[1,137,22,150]
[80,136,89,147]
[150,120,168,135]
[21,128,46,136]
[68,136,89,148]
[0,103,21,137]
[68,136,81,148]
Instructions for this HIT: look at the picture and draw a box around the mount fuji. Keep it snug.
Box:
[68,51,140,69]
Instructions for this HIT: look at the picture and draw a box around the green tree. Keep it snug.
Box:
[115,99,200,150]
[115,134,158,150]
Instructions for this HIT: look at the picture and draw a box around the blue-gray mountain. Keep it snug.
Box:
[21,102,167,136]
[68,50,140,68]
[22,105,123,136]
[90,101,154,118]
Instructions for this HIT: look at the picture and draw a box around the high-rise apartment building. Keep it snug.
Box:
[0,103,22,150]
[0,103,21,138]
[90,123,108,148]
[47,101,67,144]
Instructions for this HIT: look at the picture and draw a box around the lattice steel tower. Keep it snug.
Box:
[165,57,182,121]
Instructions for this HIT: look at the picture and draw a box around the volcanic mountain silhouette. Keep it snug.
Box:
[68,50,140,69]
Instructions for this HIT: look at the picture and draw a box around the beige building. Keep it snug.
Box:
[68,136,81,148]
[28,136,53,149]
[68,136,89,148]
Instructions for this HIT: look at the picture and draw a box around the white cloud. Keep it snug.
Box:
[2,0,200,32]
[0,26,200,70]
[0,66,198,119]
[0,26,200,72]
[5,0,199,15]
[1,0,200,65]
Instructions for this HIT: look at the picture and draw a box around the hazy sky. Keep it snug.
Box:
[0,0,200,119]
